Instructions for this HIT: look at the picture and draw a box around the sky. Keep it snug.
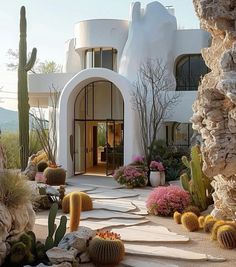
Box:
[0,0,200,110]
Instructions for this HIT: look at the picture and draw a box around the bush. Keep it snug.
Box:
[114,165,148,188]
[146,186,191,216]
[150,139,189,181]
[1,131,43,169]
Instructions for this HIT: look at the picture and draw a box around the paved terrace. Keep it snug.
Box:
[34,175,236,267]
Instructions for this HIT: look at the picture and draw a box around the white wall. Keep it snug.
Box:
[74,19,129,68]
[174,29,210,59]
[119,1,177,84]
[64,39,82,73]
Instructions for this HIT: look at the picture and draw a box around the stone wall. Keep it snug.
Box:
[192,0,236,219]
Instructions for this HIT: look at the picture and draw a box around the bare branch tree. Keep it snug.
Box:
[6,49,62,73]
[132,58,181,164]
[30,85,60,164]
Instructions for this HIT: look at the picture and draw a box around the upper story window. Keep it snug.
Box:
[85,48,117,71]
[175,54,209,91]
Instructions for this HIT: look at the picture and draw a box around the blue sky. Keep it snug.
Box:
[0,0,199,110]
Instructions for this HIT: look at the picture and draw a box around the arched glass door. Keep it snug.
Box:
[74,81,124,175]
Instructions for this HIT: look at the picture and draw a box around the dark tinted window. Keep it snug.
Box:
[176,55,209,91]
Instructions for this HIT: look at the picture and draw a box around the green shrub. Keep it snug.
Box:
[1,131,43,169]
[149,139,189,181]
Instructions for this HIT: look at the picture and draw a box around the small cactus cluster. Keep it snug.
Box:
[6,231,48,266]
[173,209,236,249]
[89,230,125,266]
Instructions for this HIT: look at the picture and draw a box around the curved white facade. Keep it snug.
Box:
[28,1,210,177]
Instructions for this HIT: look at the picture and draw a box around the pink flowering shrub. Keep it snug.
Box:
[149,161,165,172]
[114,165,148,188]
[146,186,191,216]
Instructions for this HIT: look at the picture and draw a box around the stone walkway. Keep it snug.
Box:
[34,175,235,267]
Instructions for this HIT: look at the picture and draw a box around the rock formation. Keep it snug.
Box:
[192,0,236,219]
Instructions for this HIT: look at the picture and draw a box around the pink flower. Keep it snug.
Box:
[132,155,144,164]
[146,186,191,216]
[149,161,165,171]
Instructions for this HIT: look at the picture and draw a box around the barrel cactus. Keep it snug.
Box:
[37,161,48,172]
[43,167,66,185]
[89,231,125,266]
[181,212,199,232]
[217,225,236,249]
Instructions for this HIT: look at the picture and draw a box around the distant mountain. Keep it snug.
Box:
[0,107,18,132]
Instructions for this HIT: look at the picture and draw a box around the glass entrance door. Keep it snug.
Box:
[106,120,124,175]
[74,121,86,174]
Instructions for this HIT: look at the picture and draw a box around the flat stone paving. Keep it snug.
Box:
[34,175,235,267]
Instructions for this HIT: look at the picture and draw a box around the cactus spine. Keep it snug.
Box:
[18,6,37,170]
[217,225,236,249]
[180,145,212,211]
[69,192,82,232]
[45,203,67,250]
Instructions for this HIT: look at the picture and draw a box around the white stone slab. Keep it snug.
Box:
[88,189,139,199]
[65,185,97,193]
[58,210,144,220]
[131,200,148,215]
[80,219,149,230]
[93,199,136,212]
[121,258,179,267]
[113,225,189,242]
[125,244,226,262]
[81,210,143,220]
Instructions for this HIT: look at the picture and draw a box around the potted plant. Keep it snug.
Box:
[31,87,66,185]
[149,161,165,187]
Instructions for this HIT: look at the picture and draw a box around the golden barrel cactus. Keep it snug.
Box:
[181,212,199,232]
[89,231,125,266]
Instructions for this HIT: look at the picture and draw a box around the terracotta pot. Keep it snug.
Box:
[150,171,161,187]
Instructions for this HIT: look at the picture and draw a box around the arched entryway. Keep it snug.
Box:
[74,80,124,175]
[57,68,140,178]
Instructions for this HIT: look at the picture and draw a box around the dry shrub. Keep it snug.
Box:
[0,170,31,208]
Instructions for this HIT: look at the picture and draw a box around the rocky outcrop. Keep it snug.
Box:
[192,0,236,219]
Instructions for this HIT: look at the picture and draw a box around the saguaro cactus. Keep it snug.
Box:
[18,6,37,170]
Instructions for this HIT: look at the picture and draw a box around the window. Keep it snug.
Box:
[84,48,117,71]
[175,55,209,91]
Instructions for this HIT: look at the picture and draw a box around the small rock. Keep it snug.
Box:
[46,185,60,196]
[58,226,95,253]
[46,247,78,264]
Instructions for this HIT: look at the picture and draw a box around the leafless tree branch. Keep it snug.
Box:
[132,58,181,164]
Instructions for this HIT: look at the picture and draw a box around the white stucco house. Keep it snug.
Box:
[28,1,209,177]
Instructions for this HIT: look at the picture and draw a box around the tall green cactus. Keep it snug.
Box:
[45,203,67,250]
[180,145,212,211]
[18,6,37,170]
